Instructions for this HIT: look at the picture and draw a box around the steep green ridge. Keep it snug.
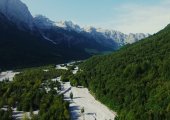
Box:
[72,25,170,119]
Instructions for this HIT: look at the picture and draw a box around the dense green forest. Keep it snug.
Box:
[0,66,70,120]
[71,25,170,119]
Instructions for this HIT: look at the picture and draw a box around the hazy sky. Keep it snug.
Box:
[21,0,170,34]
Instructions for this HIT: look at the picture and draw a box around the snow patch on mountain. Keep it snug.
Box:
[83,26,150,46]
[42,35,57,45]
[55,21,82,33]
[126,33,150,44]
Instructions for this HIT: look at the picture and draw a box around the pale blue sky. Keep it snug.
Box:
[21,0,170,34]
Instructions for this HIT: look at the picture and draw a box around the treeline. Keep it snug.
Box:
[71,25,170,119]
[0,65,70,120]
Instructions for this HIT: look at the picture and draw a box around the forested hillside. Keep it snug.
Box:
[0,66,70,120]
[71,24,170,119]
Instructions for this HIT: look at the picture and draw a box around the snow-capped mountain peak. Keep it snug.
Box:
[55,20,82,32]
[0,0,34,29]
[83,26,98,33]
[125,33,150,44]
[83,26,150,46]
[33,13,150,47]
[34,15,55,29]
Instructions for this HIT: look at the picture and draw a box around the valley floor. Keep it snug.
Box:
[0,64,116,120]
[0,71,19,81]
[60,81,116,120]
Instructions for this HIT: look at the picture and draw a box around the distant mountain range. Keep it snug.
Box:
[34,15,150,49]
[0,0,149,69]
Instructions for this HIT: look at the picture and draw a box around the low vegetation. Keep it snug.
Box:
[0,66,70,120]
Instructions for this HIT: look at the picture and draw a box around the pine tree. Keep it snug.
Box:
[70,92,73,100]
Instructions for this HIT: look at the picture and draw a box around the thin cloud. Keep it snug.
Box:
[106,1,170,34]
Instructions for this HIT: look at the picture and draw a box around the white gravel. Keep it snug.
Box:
[56,65,68,70]
[12,108,39,120]
[72,66,79,74]
[0,71,19,81]
[61,81,116,120]
[1,107,38,120]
